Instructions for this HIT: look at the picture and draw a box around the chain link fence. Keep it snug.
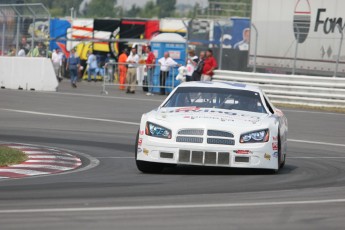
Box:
[0,3,50,57]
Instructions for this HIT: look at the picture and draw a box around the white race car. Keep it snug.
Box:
[135,81,288,173]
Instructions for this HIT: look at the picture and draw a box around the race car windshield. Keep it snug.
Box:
[163,87,267,113]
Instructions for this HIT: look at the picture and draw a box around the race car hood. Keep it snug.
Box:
[149,107,270,129]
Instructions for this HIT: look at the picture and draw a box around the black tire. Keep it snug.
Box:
[135,130,165,173]
[278,134,286,169]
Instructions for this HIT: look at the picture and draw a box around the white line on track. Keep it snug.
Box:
[9,164,75,170]
[50,91,163,102]
[284,109,345,116]
[0,108,139,126]
[1,108,344,148]
[288,139,345,148]
[96,157,134,159]
[0,169,49,175]
[289,157,345,159]
[0,198,345,214]
[25,160,79,164]
[27,155,78,160]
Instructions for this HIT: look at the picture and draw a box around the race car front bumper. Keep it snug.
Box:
[137,136,279,170]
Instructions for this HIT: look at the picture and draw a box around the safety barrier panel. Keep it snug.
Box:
[213,70,345,108]
[0,57,58,91]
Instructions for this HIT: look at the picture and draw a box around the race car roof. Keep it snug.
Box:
[177,81,261,93]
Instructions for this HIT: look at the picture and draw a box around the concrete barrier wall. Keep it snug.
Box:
[0,57,58,91]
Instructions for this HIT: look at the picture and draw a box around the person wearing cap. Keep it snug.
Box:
[126,47,139,94]
[201,49,218,81]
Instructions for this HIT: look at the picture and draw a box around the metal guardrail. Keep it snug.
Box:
[213,70,345,108]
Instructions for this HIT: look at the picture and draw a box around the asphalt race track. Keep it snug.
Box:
[0,81,345,230]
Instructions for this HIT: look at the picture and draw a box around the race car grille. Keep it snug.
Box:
[218,152,230,165]
[179,150,190,162]
[178,129,204,135]
[178,150,230,166]
[207,130,234,138]
[207,138,235,145]
[176,136,203,143]
[205,152,217,164]
[191,151,203,164]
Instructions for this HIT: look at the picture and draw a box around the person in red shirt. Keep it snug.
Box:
[201,49,218,81]
[145,46,156,96]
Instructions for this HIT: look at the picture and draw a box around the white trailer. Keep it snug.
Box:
[249,0,345,77]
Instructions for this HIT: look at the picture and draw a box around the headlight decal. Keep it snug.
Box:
[145,122,172,139]
[240,129,269,143]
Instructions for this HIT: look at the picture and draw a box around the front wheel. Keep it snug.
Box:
[136,160,165,174]
[135,130,165,173]
[278,134,286,169]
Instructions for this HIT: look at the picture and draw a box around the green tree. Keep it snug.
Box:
[157,0,176,18]
[125,4,141,18]
[139,1,159,18]
[22,0,83,17]
[84,0,117,18]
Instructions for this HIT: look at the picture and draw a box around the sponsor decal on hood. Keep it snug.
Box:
[156,107,263,124]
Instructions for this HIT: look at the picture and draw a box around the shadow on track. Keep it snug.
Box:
[157,164,297,176]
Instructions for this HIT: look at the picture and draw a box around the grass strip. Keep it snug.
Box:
[0,146,28,167]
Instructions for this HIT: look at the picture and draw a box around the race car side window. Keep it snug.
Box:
[263,95,275,114]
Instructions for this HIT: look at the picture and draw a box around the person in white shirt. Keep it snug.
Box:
[87,50,98,82]
[158,52,179,95]
[52,49,63,81]
[17,47,26,57]
[126,47,139,94]
[186,49,198,82]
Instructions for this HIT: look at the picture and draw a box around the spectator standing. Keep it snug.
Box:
[17,47,26,57]
[21,36,31,54]
[145,46,156,96]
[201,49,218,81]
[186,49,198,82]
[7,45,16,56]
[29,42,45,57]
[87,50,98,82]
[52,49,63,82]
[118,49,128,90]
[126,47,139,94]
[66,49,80,88]
[104,53,115,82]
[192,51,205,81]
[158,52,179,95]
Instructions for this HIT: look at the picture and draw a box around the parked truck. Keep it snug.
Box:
[249,0,345,77]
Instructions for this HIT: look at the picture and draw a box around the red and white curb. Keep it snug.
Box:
[0,143,82,179]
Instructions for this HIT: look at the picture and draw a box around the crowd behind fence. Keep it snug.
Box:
[0,3,50,57]
[101,62,179,95]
